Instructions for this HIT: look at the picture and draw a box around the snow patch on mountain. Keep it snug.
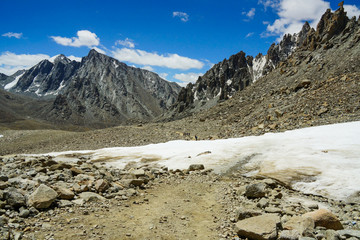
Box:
[4,72,25,90]
[252,55,267,82]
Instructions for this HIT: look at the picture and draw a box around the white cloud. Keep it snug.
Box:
[112,48,204,70]
[246,32,254,38]
[173,11,189,22]
[142,66,154,71]
[91,46,106,54]
[159,73,169,80]
[2,32,23,39]
[0,52,50,75]
[263,0,330,38]
[51,30,100,47]
[0,52,82,75]
[174,72,203,87]
[258,0,280,10]
[344,4,360,18]
[115,38,135,48]
[243,8,256,19]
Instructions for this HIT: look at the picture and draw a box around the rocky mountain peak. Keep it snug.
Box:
[53,54,71,65]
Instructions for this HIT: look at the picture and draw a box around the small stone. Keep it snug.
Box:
[188,164,205,171]
[94,179,109,193]
[325,230,340,240]
[55,186,75,200]
[78,192,106,202]
[245,183,267,198]
[337,230,360,239]
[4,187,26,208]
[19,209,30,218]
[283,215,315,237]
[279,230,300,240]
[257,198,270,208]
[234,207,262,221]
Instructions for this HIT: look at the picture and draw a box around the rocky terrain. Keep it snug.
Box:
[0,155,359,240]
[0,5,360,240]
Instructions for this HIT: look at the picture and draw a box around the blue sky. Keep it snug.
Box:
[1,0,359,86]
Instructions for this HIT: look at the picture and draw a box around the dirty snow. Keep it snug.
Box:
[38,121,360,201]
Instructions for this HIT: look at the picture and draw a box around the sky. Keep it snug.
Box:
[1,0,359,86]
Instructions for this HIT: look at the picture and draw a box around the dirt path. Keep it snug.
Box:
[25,175,227,240]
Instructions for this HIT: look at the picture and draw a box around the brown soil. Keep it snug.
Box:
[23,175,228,240]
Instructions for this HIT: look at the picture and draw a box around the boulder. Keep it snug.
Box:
[303,209,343,230]
[28,184,58,209]
[121,179,144,188]
[245,183,267,198]
[235,214,281,240]
[78,192,106,202]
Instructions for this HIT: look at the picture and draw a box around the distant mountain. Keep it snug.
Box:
[166,18,312,118]
[44,50,181,127]
[0,50,181,127]
[4,55,81,98]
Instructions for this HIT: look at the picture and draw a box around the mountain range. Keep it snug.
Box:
[0,5,359,130]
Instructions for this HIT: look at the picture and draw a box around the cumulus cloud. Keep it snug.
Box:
[141,66,154,71]
[112,48,204,70]
[173,11,189,22]
[51,30,100,47]
[115,38,135,48]
[344,4,360,18]
[0,52,82,75]
[2,32,23,39]
[258,0,280,10]
[262,0,330,39]
[243,8,256,19]
[173,72,203,87]
[0,52,50,75]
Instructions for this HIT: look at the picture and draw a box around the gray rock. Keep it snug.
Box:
[325,230,340,240]
[279,230,300,240]
[28,184,58,209]
[245,183,267,198]
[19,208,30,218]
[0,216,8,226]
[58,200,74,208]
[337,230,360,239]
[257,198,270,208]
[4,187,26,208]
[0,181,8,190]
[234,207,262,221]
[235,214,281,240]
[131,169,145,177]
[188,164,205,171]
[78,192,106,202]
[121,179,144,188]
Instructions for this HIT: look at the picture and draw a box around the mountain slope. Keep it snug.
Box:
[45,50,181,127]
[165,17,313,119]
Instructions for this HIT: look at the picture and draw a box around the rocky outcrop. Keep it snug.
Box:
[167,17,312,118]
[46,50,181,127]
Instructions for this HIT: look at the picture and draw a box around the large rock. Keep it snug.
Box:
[4,187,26,208]
[28,184,58,209]
[235,214,281,240]
[245,183,267,198]
[188,164,205,171]
[337,230,360,239]
[303,209,343,230]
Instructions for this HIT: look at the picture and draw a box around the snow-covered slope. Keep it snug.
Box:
[36,121,360,202]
